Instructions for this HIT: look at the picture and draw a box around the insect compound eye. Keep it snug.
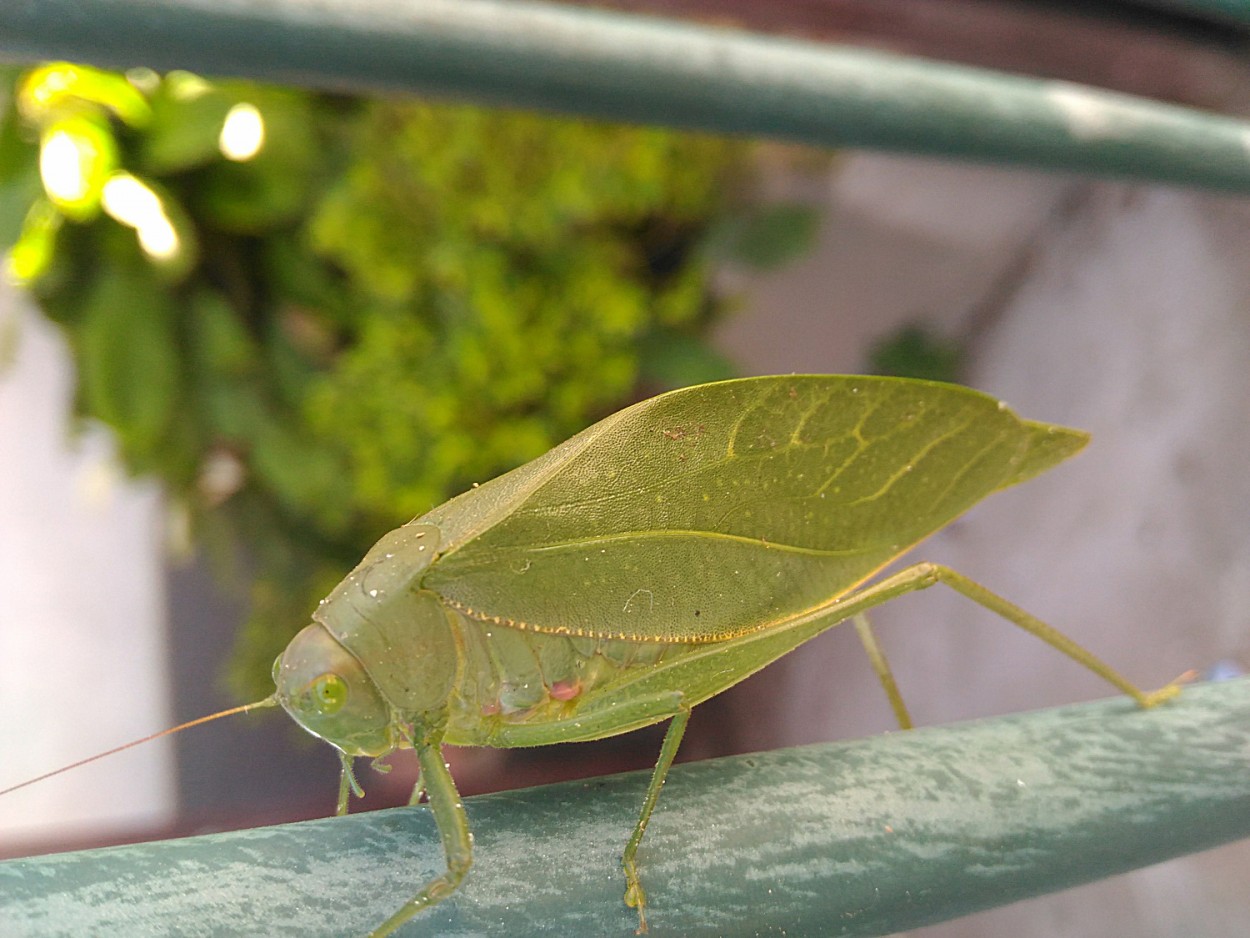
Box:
[311,673,349,713]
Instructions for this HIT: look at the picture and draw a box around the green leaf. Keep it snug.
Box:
[0,92,38,186]
[187,289,259,377]
[193,90,320,232]
[0,167,41,251]
[38,114,117,221]
[76,264,181,459]
[712,202,820,269]
[248,416,350,523]
[140,75,235,174]
[17,62,150,128]
[636,328,738,389]
[6,197,61,282]
[99,173,199,280]
[869,324,964,384]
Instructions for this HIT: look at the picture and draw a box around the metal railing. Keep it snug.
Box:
[4,679,1249,935]
[4,0,1250,190]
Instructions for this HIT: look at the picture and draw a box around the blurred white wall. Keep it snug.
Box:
[0,284,174,849]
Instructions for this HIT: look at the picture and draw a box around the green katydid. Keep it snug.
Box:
[4,374,1182,936]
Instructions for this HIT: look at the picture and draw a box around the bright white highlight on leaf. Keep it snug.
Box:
[40,131,89,204]
[219,103,265,162]
[101,174,160,227]
[136,216,179,260]
[101,173,180,261]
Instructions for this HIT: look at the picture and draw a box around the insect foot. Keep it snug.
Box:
[1140,670,1197,708]
[624,874,649,934]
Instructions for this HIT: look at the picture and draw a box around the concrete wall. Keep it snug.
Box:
[718,153,1250,936]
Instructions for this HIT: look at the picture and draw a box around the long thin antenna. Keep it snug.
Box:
[0,696,279,798]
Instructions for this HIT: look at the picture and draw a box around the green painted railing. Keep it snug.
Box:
[4,0,1250,191]
[4,678,1250,936]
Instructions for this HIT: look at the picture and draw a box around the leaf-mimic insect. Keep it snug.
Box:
[4,375,1182,935]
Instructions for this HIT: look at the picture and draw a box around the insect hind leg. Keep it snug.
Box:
[624,701,690,935]
[840,562,1184,709]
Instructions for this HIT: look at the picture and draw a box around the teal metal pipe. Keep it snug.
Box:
[3,677,1249,936]
[1125,1,1250,25]
[4,0,1250,191]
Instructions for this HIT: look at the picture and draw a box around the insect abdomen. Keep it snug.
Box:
[443,613,693,746]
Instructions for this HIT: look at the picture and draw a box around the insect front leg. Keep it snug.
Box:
[624,700,691,935]
[336,751,364,816]
[368,741,473,938]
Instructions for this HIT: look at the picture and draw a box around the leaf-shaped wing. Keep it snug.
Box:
[420,376,1086,642]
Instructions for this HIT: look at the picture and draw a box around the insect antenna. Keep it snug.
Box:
[0,696,279,797]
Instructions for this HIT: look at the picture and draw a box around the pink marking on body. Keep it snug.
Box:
[550,680,582,701]
[481,700,501,716]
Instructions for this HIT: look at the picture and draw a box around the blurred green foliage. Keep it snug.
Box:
[0,63,815,694]
[868,324,964,384]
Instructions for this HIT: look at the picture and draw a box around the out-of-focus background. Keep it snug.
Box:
[2,2,1250,935]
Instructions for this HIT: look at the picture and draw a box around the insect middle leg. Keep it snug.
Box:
[851,613,914,730]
